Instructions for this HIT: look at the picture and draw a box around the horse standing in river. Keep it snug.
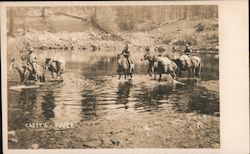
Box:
[45,58,65,79]
[141,51,180,82]
[117,54,134,80]
[9,58,45,85]
[141,51,157,77]
[172,54,202,79]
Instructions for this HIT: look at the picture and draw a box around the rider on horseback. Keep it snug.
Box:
[184,43,192,56]
[20,46,38,80]
[121,42,131,68]
[183,43,193,68]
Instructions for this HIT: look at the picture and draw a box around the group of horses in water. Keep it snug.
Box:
[9,57,65,85]
[117,48,202,82]
[9,46,202,85]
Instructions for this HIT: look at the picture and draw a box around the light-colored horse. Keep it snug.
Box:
[172,54,202,78]
[117,54,135,80]
[141,52,180,82]
[154,56,180,82]
[45,58,65,78]
[9,58,45,85]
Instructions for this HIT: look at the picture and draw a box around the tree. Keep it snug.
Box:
[9,8,15,36]
[41,7,46,20]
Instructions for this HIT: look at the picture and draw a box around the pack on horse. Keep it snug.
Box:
[141,47,180,82]
[153,56,179,82]
[172,44,202,79]
[45,58,65,79]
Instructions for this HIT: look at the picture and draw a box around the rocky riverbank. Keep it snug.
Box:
[7,17,218,56]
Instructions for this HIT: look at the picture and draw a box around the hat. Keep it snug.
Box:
[185,44,189,47]
[145,47,150,51]
[27,47,34,51]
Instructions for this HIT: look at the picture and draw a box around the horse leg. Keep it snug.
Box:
[179,70,182,78]
[148,67,152,77]
[22,71,30,85]
[158,74,162,82]
[196,64,201,79]
[51,71,54,78]
[188,68,191,77]
[20,69,27,82]
[154,68,157,80]
[20,74,24,83]
[170,72,176,81]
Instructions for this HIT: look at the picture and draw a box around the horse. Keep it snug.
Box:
[172,54,202,79]
[9,58,45,85]
[141,51,157,77]
[154,56,180,82]
[141,52,180,82]
[117,54,134,80]
[45,58,65,78]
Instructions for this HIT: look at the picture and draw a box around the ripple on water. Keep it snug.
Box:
[8,67,219,130]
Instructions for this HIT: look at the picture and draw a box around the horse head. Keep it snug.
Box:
[141,52,152,61]
[45,58,58,71]
[44,58,51,70]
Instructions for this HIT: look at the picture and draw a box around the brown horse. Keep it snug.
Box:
[172,55,202,78]
[117,54,134,80]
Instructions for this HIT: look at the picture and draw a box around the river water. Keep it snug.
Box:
[7,50,219,132]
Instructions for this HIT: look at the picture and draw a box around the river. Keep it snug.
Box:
[7,49,220,148]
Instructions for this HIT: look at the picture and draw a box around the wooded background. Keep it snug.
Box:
[7,5,218,35]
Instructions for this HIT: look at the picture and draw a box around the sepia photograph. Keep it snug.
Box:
[1,1,249,154]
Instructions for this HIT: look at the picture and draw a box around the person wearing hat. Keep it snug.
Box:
[21,46,38,80]
[183,43,194,66]
[184,43,192,56]
[121,42,131,68]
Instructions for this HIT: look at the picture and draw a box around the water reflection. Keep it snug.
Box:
[189,88,220,114]
[8,50,219,131]
[134,84,170,112]
[41,91,55,120]
[8,88,39,130]
[19,89,38,112]
[116,81,133,109]
[52,73,84,123]
[81,90,97,120]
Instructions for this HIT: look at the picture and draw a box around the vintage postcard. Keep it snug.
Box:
[1,1,249,154]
